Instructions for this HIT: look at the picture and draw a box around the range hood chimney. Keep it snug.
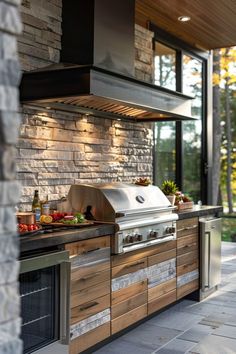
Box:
[20,0,195,122]
[61,0,135,78]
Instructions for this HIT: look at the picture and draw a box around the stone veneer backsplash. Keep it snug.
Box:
[17,107,153,211]
[17,0,155,211]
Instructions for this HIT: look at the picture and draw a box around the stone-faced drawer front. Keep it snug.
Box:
[70,308,110,340]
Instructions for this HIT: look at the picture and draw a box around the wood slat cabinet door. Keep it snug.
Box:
[147,244,177,315]
[65,236,111,354]
[111,254,148,334]
[176,218,199,300]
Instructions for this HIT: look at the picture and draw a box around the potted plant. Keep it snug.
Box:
[161,180,178,206]
[175,191,193,210]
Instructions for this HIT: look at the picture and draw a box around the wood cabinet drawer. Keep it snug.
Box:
[177,218,198,237]
[148,289,176,315]
[177,259,199,277]
[112,280,147,305]
[111,304,147,334]
[177,279,199,299]
[65,236,110,257]
[148,248,176,267]
[148,278,176,302]
[111,240,176,267]
[112,291,147,319]
[71,280,110,308]
[112,252,145,268]
[71,294,110,324]
[177,234,198,256]
[70,322,110,354]
[177,250,198,267]
[112,258,147,278]
[71,268,110,292]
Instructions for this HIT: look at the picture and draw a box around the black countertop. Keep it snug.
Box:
[20,223,116,253]
[20,205,223,254]
[177,205,223,220]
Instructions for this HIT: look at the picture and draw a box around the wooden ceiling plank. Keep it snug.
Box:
[135,0,236,49]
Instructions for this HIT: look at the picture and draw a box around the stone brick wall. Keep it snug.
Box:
[135,24,154,83]
[16,0,155,211]
[18,0,62,71]
[0,0,22,352]
[17,106,153,210]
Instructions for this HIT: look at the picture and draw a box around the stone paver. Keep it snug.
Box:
[94,242,236,354]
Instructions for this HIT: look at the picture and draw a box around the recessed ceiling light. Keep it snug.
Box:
[178,16,191,22]
[46,106,51,109]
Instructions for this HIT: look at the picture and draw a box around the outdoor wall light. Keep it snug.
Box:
[178,16,191,22]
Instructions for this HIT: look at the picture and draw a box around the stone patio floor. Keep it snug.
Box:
[94,242,236,354]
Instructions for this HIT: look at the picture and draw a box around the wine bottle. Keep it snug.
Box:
[32,190,41,221]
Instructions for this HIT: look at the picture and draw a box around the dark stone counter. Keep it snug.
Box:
[20,223,116,253]
[177,205,223,220]
[20,206,223,253]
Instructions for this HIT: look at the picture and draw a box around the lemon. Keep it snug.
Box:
[40,215,46,223]
[40,215,53,224]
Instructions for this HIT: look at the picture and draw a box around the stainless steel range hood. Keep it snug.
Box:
[19,0,195,122]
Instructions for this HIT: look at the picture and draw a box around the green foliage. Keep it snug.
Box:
[222,216,236,242]
[219,84,236,207]
[213,47,236,211]
[161,180,178,195]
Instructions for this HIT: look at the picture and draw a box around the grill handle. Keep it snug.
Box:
[118,214,178,230]
[116,206,177,218]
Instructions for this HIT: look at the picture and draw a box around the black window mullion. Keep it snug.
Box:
[176,121,183,191]
[175,51,183,190]
[201,59,208,204]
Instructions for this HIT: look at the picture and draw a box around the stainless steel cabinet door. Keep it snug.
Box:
[200,218,221,290]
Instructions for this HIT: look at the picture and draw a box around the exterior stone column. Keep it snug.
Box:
[0,0,22,352]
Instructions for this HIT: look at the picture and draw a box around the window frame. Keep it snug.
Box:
[150,23,210,203]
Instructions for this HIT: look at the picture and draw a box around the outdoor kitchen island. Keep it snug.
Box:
[20,205,222,354]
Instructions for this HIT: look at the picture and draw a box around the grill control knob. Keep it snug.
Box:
[129,235,134,243]
[165,227,172,234]
[134,233,142,241]
[125,235,130,243]
[149,230,153,238]
[171,226,176,233]
[149,230,158,238]
[153,231,158,238]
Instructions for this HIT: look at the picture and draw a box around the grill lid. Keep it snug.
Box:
[64,182,174,222]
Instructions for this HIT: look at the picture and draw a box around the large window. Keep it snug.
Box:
[154,41,176,90]
[152,29,208,203]
[183,55,202,119]
[154,122,176,186]
[183,120,202,201]
[182,55,203,201]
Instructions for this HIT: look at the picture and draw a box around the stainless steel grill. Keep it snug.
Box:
[63,183,178,254]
